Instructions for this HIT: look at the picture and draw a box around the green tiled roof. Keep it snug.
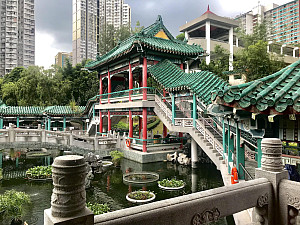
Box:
[0,106,45,116]
[148,60,228,105]
[85,16,204,70]
[43,106,85,116]
[213,60,300,113]
[0,105,85,116]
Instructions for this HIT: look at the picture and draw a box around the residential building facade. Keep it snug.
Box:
[236,0,300,45]
[55,52,72,68]
[0,0,35,76]
[72,0,131,66]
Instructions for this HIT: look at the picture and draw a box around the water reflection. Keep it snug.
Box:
[1,152,224,225]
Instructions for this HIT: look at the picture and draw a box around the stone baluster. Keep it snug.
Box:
[44,155,93,225]
[255,138,288,225]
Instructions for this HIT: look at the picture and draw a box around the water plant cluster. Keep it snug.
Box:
[86,202,110,215]
[110,150,124,166]
[0,190,31,223]
[127,190,155,200]
[26,165,52,179]
[158,178,185,188]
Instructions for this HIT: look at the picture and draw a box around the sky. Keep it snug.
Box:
[35,0,292,68]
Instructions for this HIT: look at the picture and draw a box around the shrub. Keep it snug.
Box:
[0,190,31,222]
[110,150,124,166]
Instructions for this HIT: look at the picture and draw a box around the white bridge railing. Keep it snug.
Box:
[155,94,224,157]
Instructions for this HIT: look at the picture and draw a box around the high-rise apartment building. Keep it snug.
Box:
[55,52,72,68]
[72,0,131,66]
[236,0,300,45]
[0,0,35,76]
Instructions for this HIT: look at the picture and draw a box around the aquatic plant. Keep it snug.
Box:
[158,178,185,188]
[127,190,155,200]
[26,165,52,179]
[0,190,31,223]
[86,202,110,215]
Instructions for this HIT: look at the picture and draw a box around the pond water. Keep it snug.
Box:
[0,149,233,225]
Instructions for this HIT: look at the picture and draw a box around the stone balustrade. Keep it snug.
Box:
[43,138,300,225]
[0,125,119,154]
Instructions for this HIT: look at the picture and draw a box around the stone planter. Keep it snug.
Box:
[158,183,185,190]
[126,191,156,203]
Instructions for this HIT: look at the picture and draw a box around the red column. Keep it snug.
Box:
[99,75,103,104]
[163,88,167,138]
[180,63,184,71]
[108,70,111,103]
[179,132,183,148]
[129,62,133,102]
[129,110,133,139]
[143,108,147,152]
[107,175,110,192]
[139,116,142,139]
[99,111,103,133]
[163,125,167,138]
[143,57,147,100]
[108,111,111,131]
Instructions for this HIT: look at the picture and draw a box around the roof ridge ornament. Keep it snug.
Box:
[156,15,163,24]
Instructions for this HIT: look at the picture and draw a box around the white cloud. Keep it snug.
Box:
[35,31,60,69]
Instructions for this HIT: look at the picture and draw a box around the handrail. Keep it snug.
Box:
[95,87,156,100]
[239,163,254,180]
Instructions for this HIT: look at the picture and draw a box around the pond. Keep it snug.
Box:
[0,149,233,225]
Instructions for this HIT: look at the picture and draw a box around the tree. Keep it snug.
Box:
[3,67,24,84]
[176,33,185,41]
[234,40,285,81]
[198,45,230,80]
[132,21,144,34]
[234,21,285,81]
[99,24,132,55]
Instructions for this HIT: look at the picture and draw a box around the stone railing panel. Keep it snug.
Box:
[95,178,271,225]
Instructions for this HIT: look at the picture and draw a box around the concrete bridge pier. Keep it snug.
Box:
[191,138,198,168]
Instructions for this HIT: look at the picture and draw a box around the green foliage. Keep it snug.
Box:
[234,40,285,81]
[127,190,155,200]
[86,202,110,215]
[0,168,2,180]
[176,33,185,41]
[158,178,184,188]
[3,67,24,84]
[110,150,124,166]
[199,45,230,80]
[236,21,269,49]
[0,59,98,106]
[26,166,52,179]
[99,24,132,55]
[234,21,285,81]
[132,21,144,34]
[147,119,161,131]
[113,121,129,131]
[0,190,31,221]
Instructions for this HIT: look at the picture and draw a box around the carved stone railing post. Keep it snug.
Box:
[44,155,94,225]
[255,138,288,225]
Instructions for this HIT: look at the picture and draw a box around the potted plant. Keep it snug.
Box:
[126,190,156,203]
[87,202,110,215]
[0,190,31,225]
[110,150,124,167]
[26,165,52,180]
[158,178,185,190]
